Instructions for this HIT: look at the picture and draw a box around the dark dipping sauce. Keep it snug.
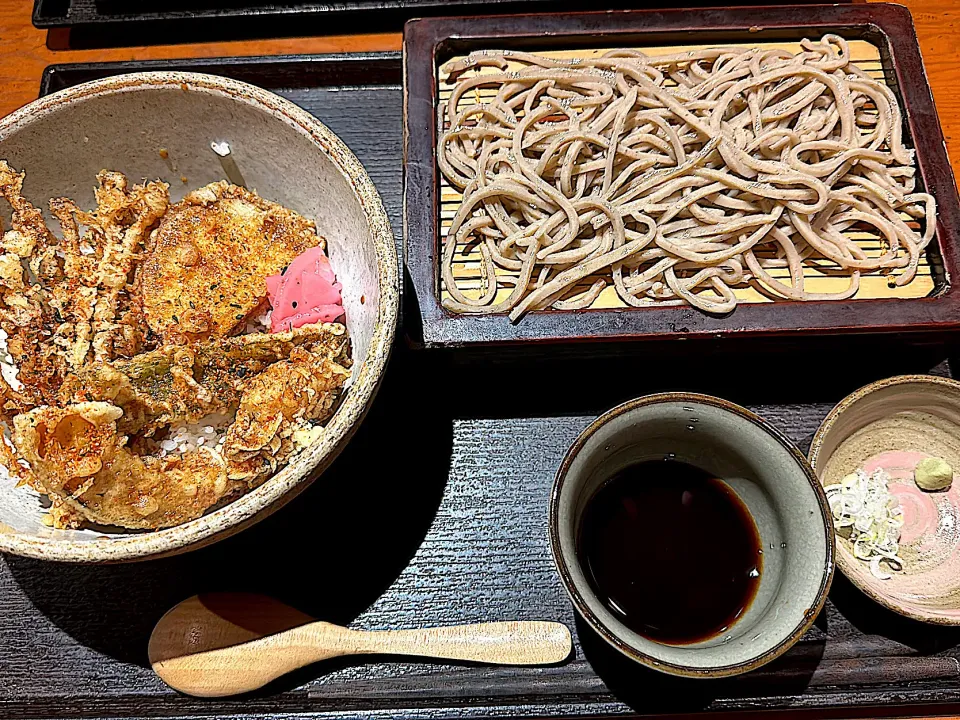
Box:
[579,460,762,645]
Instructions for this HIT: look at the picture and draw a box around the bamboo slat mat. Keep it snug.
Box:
[436,41,936,310]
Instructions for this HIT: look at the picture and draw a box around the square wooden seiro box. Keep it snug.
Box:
[403,4,960,349]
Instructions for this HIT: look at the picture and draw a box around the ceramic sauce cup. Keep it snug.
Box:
[549,393,834,678]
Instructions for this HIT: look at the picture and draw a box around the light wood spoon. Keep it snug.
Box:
[148,593,573,697]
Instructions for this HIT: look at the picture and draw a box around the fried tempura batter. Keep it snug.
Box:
[0,161,169,417]
[224,346,350,483]
[13,402,239,530]
[0,165,351,531]
[139,182,320,344]
[60,322,349,436]
[51,171,169,364]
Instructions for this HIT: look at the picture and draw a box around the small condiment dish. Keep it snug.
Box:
[549,393,834,678]
[809,374,960,624]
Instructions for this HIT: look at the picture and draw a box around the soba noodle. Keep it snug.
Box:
[436,35,937,321]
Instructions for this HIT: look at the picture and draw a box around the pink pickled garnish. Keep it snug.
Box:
[266,246,344,332]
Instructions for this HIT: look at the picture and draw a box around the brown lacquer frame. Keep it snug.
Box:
[403,3,960,349]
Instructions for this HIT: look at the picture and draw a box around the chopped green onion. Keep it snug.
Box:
[825,468,904,580]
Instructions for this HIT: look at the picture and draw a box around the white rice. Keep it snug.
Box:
[157,307,270,458]
[243,309,272,335]
[0,328,22,391]
[157,413,233,458]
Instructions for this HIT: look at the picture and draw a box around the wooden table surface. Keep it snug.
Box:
[2,2,960,719]
[0,3,402,118]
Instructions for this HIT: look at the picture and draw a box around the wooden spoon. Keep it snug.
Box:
[149,593,573,697]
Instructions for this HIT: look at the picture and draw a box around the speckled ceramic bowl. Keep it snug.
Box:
[810,375,960,624]
[0,73,398,562]
[550,393,834,678]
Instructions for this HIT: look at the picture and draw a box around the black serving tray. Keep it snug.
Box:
[32,0,638,27]
[31,0,687,48]
[31,0,848,48]
[6,52,960,720]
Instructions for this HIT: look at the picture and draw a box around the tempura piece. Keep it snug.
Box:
[51,171,169,364]
[60,322,349,436]
[224,346,350,483]
[0,161,169,419]
[0,161,69,412]
[138,182,321,343]
[12,402,240,530]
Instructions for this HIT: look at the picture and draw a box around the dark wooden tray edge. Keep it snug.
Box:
[39,51,404,96]
[30,0,840,31]
[31,0,535,28]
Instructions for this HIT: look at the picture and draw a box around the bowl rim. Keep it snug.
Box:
[0,71,399,562]
[808,373,960,625]
[548,391,835,678]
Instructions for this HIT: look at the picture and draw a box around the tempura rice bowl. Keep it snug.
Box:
[0,72,398,561]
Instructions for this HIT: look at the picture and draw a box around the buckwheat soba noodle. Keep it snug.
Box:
[436,35,937,321]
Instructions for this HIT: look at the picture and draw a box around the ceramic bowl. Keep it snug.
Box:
[809,375,960,624]
[550,393,834,678]
[0,72,398,562]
